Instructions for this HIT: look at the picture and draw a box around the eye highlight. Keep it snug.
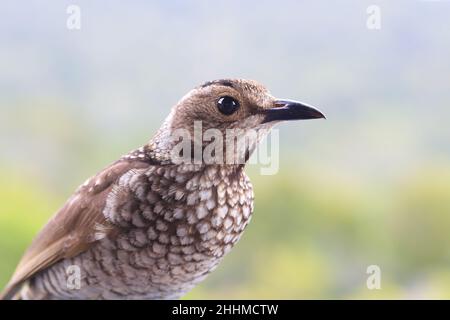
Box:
[217,96,240,115]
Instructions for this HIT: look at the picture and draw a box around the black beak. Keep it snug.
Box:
[262,99,325,123]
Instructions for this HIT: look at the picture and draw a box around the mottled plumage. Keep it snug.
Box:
[1,79,324,299]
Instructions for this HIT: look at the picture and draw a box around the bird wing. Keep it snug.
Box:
[0,159,151,299]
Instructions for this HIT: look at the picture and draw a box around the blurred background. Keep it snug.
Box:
[1,0,450,299]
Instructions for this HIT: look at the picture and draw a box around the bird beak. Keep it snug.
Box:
[262,99,326,123]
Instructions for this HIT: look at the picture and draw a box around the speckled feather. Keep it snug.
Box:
[16,159,253,299]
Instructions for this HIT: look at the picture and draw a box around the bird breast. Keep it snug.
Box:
[96,163,254,297]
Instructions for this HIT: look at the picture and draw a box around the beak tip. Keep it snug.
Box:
[307,109,326,120]
[263,99,326,123]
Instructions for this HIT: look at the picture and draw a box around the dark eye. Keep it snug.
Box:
[217,96,240,115]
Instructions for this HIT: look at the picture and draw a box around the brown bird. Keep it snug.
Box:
[1,79,324,300]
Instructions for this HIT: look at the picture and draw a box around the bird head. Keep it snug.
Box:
[150,79,325,165]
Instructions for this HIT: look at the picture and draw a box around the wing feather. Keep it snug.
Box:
[0,160,150,299]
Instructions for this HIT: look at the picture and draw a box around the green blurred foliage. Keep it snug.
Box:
[0,169,59,287]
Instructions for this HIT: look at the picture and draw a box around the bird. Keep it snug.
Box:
[1,79,325,300]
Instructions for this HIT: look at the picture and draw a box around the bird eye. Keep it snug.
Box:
[217,96,240,115]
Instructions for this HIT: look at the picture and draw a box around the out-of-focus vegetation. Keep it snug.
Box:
[1,0,450,298]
